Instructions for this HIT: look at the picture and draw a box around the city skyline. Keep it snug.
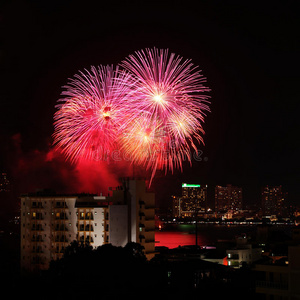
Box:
[0,1,299,214]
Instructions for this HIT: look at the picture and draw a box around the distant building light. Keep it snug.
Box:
[182,183,201,188]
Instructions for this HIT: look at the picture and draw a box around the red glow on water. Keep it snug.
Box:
[155,231,197,249]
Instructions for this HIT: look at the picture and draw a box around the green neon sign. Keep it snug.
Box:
[182,183,201,188]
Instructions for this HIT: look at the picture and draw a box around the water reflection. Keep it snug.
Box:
[155,224,257,249]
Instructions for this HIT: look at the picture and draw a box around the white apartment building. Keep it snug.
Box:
[20,179,155,272]
[21,193,108,272]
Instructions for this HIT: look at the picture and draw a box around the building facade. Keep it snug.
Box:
[172,183,208,218]
[215,184,243,213]
[261,185,286,216]
[20,193,108,272]
[20,179,155,272]
[109,179,156,259]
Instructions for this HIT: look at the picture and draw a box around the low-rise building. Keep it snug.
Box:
[254,245,300,300]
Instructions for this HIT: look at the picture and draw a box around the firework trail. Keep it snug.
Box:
[53,65,138,163]
[120,48,210,183]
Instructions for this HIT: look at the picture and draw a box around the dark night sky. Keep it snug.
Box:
[0,0,299,210]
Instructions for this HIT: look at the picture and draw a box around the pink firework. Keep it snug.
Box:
[120,48,210,182]
[53,65,137,163]
[53,49,210,186]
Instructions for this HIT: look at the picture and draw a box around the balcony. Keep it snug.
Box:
[53,225,68,231]
[78,224,94,231]
[31,202,43,209]
[55,236,68,243]
[31,236,44,242]
[139,212,145,220]
[256,280,288,290]
[79,213,94,220]
[139,235,145,242]
[145,238,155,243]
[32,213,44,220]
[31,225,43,231]
[32,247,43,253]
[79,235,94,243]
[55,202,68,208]
[55,213,68,220]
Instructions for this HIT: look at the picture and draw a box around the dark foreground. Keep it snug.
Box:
[5,241,257,300]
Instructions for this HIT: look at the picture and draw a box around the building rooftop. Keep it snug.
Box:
[21,189,98,198]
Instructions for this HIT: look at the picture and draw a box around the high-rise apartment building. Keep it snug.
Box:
[215,184,243,213]
[20,179,155,272]
[0,172,10,192]
[261,185,286,216]
[109,179,155,259]
[172,183,207,218]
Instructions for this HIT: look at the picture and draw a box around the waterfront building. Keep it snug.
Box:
[172,183,208,218]
[261,185,286,216]
[0,172,10,192]
[215,184,243,213]
[172,195,181,218]
[20,179,155,272]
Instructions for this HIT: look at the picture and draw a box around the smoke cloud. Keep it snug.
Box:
[7,133,133,196]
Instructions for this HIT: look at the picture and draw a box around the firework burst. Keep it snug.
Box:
[53,65,137,163]
[120,48,210,182]
[53,48,210,185]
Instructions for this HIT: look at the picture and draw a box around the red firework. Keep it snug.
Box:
[53,49,210,185]
[53,65,138,163]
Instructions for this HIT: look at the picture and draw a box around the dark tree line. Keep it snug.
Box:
[45,241,163,299]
